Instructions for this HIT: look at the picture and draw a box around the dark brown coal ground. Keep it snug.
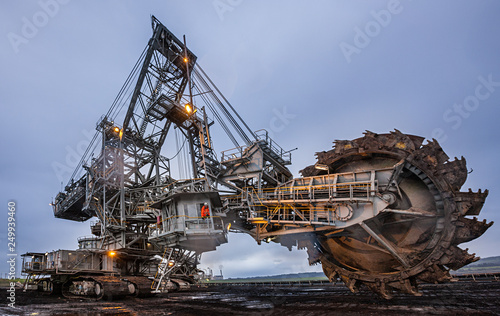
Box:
[1,281,499,315]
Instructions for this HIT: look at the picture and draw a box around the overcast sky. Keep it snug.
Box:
[1,1,499,279]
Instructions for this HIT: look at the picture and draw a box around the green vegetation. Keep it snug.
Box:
[204,256,500,283]
[463,256,500,267]
[0,278,25,286]
[453,256,500,275]
[202,272,328,284]
[203,276,329,284]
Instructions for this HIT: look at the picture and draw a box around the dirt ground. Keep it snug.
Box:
[1,281,499,315]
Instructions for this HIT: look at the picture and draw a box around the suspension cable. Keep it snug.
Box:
[195,65,256,142]
[192,67,250,144]
[67,46,148,186]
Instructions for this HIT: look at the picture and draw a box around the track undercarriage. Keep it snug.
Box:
[24,272,195,300]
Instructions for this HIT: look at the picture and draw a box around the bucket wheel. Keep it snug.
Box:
[301,130,492,299]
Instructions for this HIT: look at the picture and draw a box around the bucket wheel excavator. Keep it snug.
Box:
[21,17,492,299]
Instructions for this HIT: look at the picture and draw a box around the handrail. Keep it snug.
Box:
[243,175,378,225]
[159,214,222,223]
[254,129,291,163]
[221,146,246,162]
[77,235,100,242]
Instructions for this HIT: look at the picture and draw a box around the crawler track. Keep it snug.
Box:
[61,276,131,300]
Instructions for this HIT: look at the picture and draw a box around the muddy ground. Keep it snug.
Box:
[1,281,499,315]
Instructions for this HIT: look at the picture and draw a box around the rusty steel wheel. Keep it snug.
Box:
[301,130,493,299]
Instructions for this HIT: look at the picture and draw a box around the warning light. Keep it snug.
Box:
[113,127,120,133]
[183,57,188,63]
[168,261,175,267]
[109,251,116,257]
[185,103,193,114]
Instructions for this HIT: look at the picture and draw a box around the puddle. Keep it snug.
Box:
[243,300,274,309]
[221,297,246,302]
[302,288,326,292]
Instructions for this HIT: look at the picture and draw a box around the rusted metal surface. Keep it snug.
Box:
[122,276,156,297]
[298,130,493,299]
[61,276,130,300]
